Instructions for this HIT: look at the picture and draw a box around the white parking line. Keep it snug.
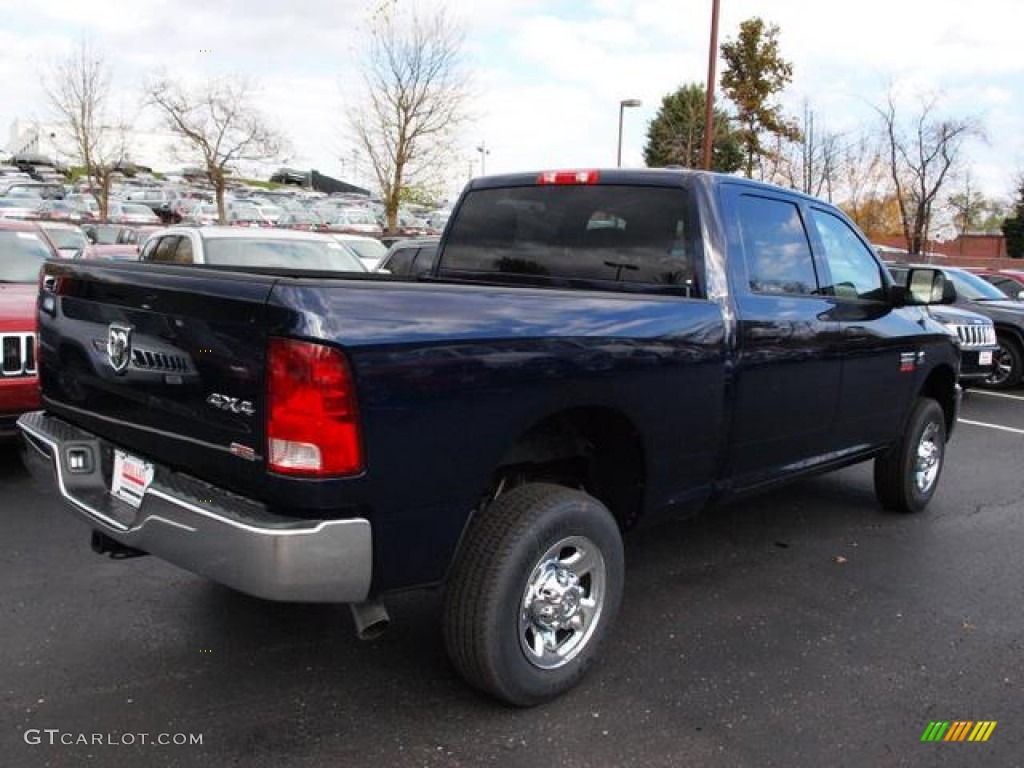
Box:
[958,419,1024,435]
[970,390,1024,402]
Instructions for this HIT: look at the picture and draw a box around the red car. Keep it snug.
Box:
[969,268,1024,301]
[0,220,56,436]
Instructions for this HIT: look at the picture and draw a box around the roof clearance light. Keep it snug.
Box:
[537,170,600,186]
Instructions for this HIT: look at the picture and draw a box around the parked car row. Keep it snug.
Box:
[887,264,1024,389]
[1,156,452,236]
[1,155,457,262]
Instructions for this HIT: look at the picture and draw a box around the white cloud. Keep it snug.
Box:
[1,0,1022,198]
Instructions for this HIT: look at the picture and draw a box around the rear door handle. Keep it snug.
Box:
[844,325,869,339]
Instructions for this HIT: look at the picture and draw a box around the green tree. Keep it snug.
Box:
[398,182,443,208]
[642,83,742,172]
[947,171,1008,235]
[1002,176,1024,258]
[719,17,800,178]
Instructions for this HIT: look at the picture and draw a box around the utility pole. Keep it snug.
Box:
[701,0,721,170]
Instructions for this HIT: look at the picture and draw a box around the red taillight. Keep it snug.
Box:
[537,169,600,185]
[267,338,363,477]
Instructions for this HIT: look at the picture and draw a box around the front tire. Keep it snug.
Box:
[874,397,947,513]
[443,483,624,706]
[982,335,1023,390]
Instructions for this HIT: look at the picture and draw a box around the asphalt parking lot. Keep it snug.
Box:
[2,389,1022,768]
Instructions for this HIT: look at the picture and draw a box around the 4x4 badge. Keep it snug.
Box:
[107,324,133,374]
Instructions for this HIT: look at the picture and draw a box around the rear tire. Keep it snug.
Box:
[443,483,624,706]
[874,397,946,513]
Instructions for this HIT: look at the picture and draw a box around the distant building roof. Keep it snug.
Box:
[269,167,370,197]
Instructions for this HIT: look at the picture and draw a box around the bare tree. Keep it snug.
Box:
[836,133,894,238]
[147,75,287,223]
[796,104,841,200]
[43,43,129,221]
[349,5,471,233]
[764,104,841,200]
[875,91,982,255]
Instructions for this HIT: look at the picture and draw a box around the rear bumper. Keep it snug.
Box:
[17,411,372,603]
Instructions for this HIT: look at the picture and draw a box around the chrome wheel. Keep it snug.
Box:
[444,483,624,705]
[914,421,942,494]
[986,346,1013,387]
[519,535,606,670]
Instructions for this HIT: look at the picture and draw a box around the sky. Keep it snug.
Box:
[1,0,1022,204]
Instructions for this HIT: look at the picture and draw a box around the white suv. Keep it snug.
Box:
[139,226,368,272]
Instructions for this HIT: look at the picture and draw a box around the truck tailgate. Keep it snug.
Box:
[38,261,274,495]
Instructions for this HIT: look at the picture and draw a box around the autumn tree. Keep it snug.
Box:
[147,75,287,223]
[840,195,903,240]
[876,90,981,255]
[833,133,898,238]
[642,83,742,172]
[349,5,471,234]
[43,43,129,221]
[719,17,801,179]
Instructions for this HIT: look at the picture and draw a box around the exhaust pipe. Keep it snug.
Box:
[91,530,148,559]
[349,601,390,640]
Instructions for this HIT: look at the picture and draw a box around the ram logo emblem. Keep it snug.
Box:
[106,324,133,374]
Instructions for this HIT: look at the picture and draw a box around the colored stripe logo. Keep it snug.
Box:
[921,721,997,742]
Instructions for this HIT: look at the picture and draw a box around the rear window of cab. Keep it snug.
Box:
[441,184,700,296]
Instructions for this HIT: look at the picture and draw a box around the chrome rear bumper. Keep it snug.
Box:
[17,411,372,603]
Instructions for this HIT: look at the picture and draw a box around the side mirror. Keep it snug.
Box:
[900,268,956,305]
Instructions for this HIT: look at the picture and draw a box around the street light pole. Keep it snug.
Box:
[701,0,721,170]
[617,99,642,167]
[476,141,490,175]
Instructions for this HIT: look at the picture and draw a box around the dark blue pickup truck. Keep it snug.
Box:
[19,169,961,705]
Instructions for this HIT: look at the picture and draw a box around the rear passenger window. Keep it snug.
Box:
[736,195,818,296]
[173,236,194,264]
[140,237,159,262]
[151,236,180,263]
[385,248,416,275]
[412,245,438,274]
